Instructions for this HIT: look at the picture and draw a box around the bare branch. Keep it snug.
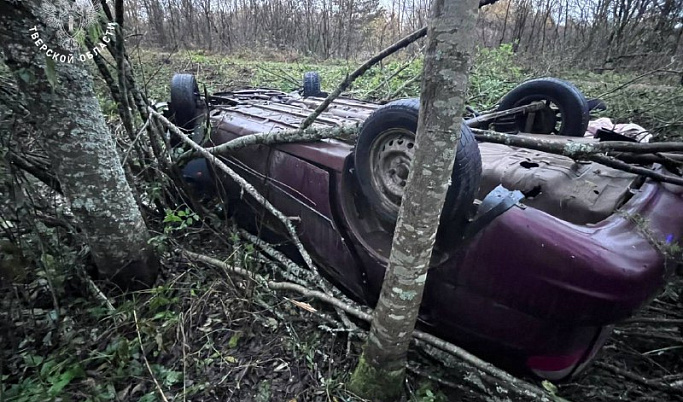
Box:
[150,107,326,289]
[182,249,568,402]
[472,129,683,186]
[298,26,428,130]
[203,122,358,155]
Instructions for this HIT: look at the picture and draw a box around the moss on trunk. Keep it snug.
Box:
[348,353,405,401]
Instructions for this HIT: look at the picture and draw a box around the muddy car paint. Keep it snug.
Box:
[179,85,683,380]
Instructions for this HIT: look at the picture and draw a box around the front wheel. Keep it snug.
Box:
[354,98,482,226]
[169,74,205,145]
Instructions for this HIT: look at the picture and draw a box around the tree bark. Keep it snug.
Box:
[0,0,158,289]
[348,0,479,399]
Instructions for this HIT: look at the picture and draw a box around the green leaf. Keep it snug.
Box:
[88,21,103,42]
[163,214,182,223]
[22,354,43,367]
[228,332,241,348]
[17,69,34,84]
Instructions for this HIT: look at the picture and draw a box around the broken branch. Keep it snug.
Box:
[150,108,325,287]
[182,249,568,402]
[203,123,358,155]
[472,129,683,186]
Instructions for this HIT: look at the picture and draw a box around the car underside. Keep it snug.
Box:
[167,73,683,380]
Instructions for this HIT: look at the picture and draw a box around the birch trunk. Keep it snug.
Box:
[0,0,158,289]
[349,0,479,399]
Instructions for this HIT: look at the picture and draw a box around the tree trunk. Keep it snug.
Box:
[0,0,158,289]
[348,0,479,399]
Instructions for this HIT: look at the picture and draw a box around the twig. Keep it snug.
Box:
[625,317,683,325]
[86,276,116,313]
[256,64,300,87]
[133,309,170,402]
[407,365,474,394]
[238,229,326,288]
[595,361,683,395]
[298,26,428,131]
[150,108,324,287]
[121,117,150,166]
[364,46,425,98]
[182,249,568,402]
[238,229,361,337]
[590,155,683,186]
[596,66,680,99]
[381,73,422,102]
[472,129,683,154]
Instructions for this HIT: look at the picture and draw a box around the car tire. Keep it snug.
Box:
[303,71,322,97]
[493,77,590,137]
[354,98,482,226]
[170,74,202,131]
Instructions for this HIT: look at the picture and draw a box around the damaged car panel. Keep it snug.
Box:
[173,74,683,380]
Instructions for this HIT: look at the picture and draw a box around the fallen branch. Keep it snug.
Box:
[298,26,428,131]
[150,108,325,287]
[591,155,683,185]
[472,129,683,155]
[364,46,425,99]
[182,249,568,402]
[464,101,546,127]
[134,309,170,402]
[203,123,358,155]
[595,361,683,396]
[472,129,683,186]
[237,228,361,339]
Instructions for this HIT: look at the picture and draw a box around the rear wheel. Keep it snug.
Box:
[303,71,323,97]
[354,98,482,226]
[493,78,589,137]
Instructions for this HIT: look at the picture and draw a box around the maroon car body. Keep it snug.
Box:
[178,86,683,380]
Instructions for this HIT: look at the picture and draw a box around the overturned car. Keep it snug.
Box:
[168,73,683,380]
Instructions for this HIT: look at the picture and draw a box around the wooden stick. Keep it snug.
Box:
[134,309,170,402]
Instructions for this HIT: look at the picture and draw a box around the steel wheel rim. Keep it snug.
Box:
[369,128,416,212]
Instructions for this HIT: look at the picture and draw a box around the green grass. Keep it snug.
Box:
[116,44,683,142]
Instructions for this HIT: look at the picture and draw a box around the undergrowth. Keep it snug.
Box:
[3,42,682,401]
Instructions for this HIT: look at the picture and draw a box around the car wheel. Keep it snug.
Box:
[303,71,322,97]
[170,74,203,130]
[354,98,482,226]
[170,74,205,145]
[493,77,590,137]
